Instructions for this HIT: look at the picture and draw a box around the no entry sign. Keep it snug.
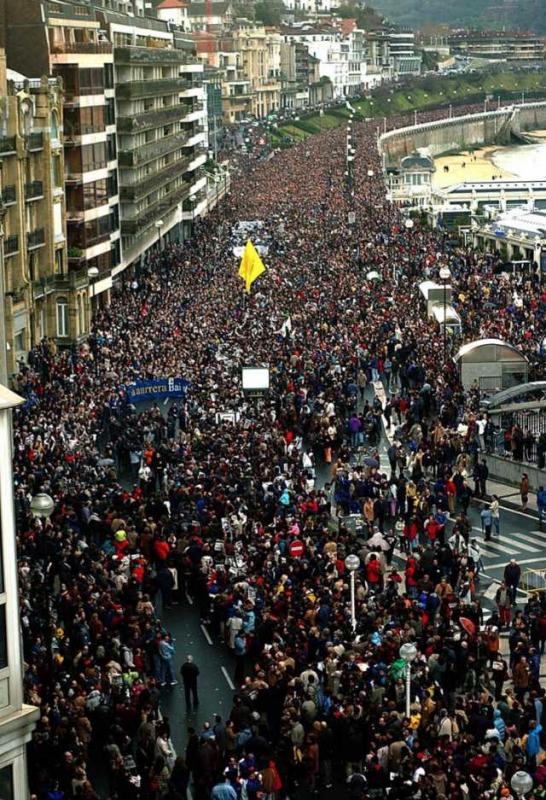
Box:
[289,539,305,557]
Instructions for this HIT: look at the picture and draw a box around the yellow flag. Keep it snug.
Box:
[238,240,265,294]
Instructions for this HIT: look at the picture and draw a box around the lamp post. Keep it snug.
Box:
[30,492,55,520]
[345,554,360,632]
[87,265,99,314]
[399,642,417,718]
[511,771,533,799]
[439,265,451,366]
[155,218,164,251]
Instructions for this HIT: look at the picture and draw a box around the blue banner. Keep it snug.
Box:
[126,377,189,403]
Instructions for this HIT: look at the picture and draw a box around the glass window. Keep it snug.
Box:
[0,606,7,670]
[56,299,69,338]
[0,763,13,799]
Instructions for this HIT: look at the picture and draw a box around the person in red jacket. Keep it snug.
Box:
[405,556,419,599]
[366,554,383,592]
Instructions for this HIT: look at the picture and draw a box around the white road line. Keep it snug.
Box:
[480,539,523,556]
[483,556,546,570]
[200,624,213,646]
[185,592,194,606]
[470,526,539,554]
[474,497,540,520]
[507,530,545,547]
[221,666,235,690]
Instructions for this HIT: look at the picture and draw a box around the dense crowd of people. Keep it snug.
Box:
[11,103,546,800]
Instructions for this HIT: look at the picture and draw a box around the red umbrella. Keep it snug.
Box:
[459,617,477,638]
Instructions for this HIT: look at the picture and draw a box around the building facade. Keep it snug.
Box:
[0,54,90,373]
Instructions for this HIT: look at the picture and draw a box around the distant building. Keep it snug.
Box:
[157,0,190,31]
[187,1,234,33]
[387,153,435,209]
[448,30,545,62]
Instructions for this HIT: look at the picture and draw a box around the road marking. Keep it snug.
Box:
[186,592,194,606]
[480,539,523,556]
[200,624,213,645]
[471,527,539,554]
[474,497,540,521]
[508,530,544,547]
[221,666,235,690]
[483,556,546,570]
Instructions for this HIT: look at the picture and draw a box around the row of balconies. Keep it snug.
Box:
[116,76,191,100]
[116,103,190,133]
[118,130,188,168]
[51,41,113,55]
[120,180,191,235]
[115,46,187,65]
[119,155,192,202]
[3,229,45,256]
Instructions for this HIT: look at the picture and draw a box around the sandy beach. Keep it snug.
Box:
[433,145,516,188]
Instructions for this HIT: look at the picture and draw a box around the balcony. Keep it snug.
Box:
[117,104,188,133]
[115,45,186,65]
[2,186,16,205]
[28,228,46,249]
[25,181,44,201]
[118,130,188,168]
[4,235,19,256]
[119,156,192,202]
[51,41,113,55]
[120,181,191,235]
[0,137,16,155]
[116,76,191,100]
[27,133,44,151]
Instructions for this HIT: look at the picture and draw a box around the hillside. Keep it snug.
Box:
[370,0,546,34]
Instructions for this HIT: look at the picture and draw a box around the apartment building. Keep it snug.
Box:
[3,0,207,287]
[2,0,120,305]
[231,24,281,119]
[0,55,89,372]
[448,30,545,62]
[366,28,421,79]
[96,11,207,263]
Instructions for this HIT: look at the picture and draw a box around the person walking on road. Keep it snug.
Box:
[504,559,521,604]
[180,655,200,711]
[490,495,500,537]
[520,473,530,511]
[480,506,493,541]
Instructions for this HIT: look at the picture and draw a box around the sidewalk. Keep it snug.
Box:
[373,381,543,523]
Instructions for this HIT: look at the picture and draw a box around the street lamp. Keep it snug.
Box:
[30,492,54,519]
[88,265,99,312]
[399,642,417,718]
[345,554,360,632]
[511,771,533,798]
[367,169,374,178]
[439,265,451,366]
[155,218,164,251]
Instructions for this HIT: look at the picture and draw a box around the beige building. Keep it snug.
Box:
[231,24,281,119]
[0,51,88,374]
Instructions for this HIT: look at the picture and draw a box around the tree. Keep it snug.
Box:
[254,0,284,26]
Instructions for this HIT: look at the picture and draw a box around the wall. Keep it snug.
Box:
[379,101,546,166]
[486,453,543,493]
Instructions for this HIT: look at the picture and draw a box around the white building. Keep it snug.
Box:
[156,0,190,31]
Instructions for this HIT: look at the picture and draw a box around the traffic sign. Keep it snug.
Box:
[289,539,305,557]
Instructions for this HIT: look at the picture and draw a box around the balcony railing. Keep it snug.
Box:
[25,181,44,201]
[27,133,44,151]
[115,45,186,65]
[0,137,16,155]
[118,130,188,167]
[28,228,46,249]
[119,155,192,202]
[120,181,191,235]
[116,76,191,100]
[4,235,19,256]
[117,104,188,133]
[2,186,16,205]
[51,41,113,55]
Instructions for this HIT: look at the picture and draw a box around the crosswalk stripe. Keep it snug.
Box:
[472,526,539,554]
[506,530,544,549]
[481,539,523,556]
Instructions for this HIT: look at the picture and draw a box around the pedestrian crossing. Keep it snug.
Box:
[474,527,545,561]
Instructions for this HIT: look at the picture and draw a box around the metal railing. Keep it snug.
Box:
[118,131,188,167]
[116,76,191,100]
[114,45,186,65]
[27,228,45,249]
[25,181,44,201]
[0,137,16,155]
[2,186,16,205]
[51,41,112,55]
[4,235,19,256]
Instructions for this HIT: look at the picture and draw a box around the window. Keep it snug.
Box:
[51,111,59,141]
[56,298,69,338]
[0,763,13,799]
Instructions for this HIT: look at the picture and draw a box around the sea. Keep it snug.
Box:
[491,140,546,180]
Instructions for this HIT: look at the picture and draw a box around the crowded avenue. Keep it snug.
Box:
[14,109,546,800]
